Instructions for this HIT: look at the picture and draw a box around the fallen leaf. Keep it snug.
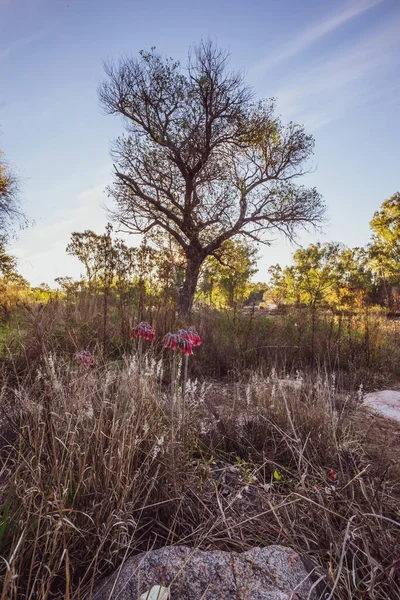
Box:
[273,469,282,481]
[139,585,170,600]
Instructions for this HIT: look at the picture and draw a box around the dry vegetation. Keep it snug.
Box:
[2,38,400,600]
[4,297,400,386]
[0,327,399,598]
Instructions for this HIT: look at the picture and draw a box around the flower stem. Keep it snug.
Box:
[138,337,143,375]
[170,351,176,442]
[182,354,189,428]
[182,354,189,397]
[170,351,177,486]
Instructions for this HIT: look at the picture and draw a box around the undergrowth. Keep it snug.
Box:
[3,301,400,388]
[0,350,399,599]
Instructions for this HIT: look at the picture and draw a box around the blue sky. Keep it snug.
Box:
[1,0,399,285]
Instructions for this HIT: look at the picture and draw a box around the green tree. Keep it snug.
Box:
[0,235,20,280]
[67,225,133,348]
[333,247,373,311]
[0,235,27,323]
[267,242,371,356]
[268,243,374,312]
[0,149,27,279]
[66,226,130,291]
[146,231,185,306]
[99,41,324,312]
[200,239,258,307]
[245,282,268,306]
[290,243,346,308]
[265,264,300,307]
[368,192,400,307]
[0,149,26,234]
[66,230,104,287]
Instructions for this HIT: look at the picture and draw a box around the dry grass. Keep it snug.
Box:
[0,349,399,599]
[4,300,400,390]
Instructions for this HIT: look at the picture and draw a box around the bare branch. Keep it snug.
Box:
[100,41,325,311]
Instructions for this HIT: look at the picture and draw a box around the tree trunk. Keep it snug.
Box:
[179,257,203,313]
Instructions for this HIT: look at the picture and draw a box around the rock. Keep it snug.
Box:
[363,390,400,423]
[91,545,319,600]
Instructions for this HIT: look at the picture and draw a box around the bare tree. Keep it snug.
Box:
[99,41,325,312]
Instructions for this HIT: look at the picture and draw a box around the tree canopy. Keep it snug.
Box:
[0,148,26,282]
[369,192,400,283]
[99,41,325,312]
[0,149,25,235]
[199,239,258,307]
[0,234,21,281]
[267,242,373,311]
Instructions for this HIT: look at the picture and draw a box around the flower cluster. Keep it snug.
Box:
[187,326,202,347]
[130,322,156,341]
[178,332,194,356]
[76,350,96,366]
[163,333,181,351]
[327,468,337,482]
[163,326,202,356]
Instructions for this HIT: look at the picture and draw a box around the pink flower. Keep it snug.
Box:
[131,322,155,341]
[177,329,189,339]
[76,350,96,366]
[163,333,181,351]
[188,326,201,346]
[177,330,194,355]
[327,469,337,482]
[164,327,201,355]
[180,337,194,356]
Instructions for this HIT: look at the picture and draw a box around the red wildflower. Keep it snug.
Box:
[164,327,201,355]
[163,333,181,351]
[187,326,201,346]
[177,329,195,355]
[131,322,155,341]
[327,468,337,482]
[76,350,96,367]
[180,337,194,356]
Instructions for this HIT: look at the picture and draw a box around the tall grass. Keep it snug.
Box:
[3,300,400,389]
[0,348,399,599]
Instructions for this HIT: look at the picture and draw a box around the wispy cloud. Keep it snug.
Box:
[0,30,44,62]
[253,0,385,72]
[10,182,110,284]
[0,0,43,11]
[271,12,400,129]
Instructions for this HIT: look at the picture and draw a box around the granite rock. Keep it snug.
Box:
[91,545,318,600]
[363,390,400,423]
